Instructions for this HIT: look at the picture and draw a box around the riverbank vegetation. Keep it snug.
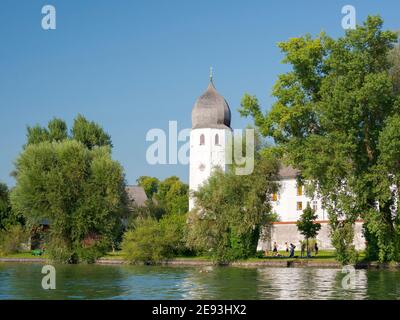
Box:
[2,16,400,266]
[3,116,127,263]
[185,153,279,264]
[122,212,188,262]
[239,15,400,264]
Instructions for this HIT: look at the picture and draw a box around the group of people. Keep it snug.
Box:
[268,241,319,258]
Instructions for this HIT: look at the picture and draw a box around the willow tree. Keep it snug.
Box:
[12,116,126,263]
[239,16,400,263]
[186,152,279,263]
[25,114,112,150]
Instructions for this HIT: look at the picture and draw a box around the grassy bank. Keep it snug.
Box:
[0,250,342,261]
[0,252,49,259]
[1,249,369,267]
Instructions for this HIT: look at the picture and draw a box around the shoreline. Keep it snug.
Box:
[1,257,399,269]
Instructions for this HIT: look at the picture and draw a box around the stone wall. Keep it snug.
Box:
[257,221,365,251]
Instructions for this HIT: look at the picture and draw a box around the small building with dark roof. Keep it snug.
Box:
[126,185,148,207]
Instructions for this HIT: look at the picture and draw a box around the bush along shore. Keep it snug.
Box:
[2,251,400,269]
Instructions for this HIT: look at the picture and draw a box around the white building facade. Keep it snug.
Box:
[257,166,366,251]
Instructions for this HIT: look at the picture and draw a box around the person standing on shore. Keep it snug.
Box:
[301,242,306,258]
[273,242,278,256]
[289,243,296,258]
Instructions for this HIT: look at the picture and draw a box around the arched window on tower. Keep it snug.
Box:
[200,134,205,145]
[215,134,219,145]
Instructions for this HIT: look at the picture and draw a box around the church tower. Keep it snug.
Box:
[189,74,232,210]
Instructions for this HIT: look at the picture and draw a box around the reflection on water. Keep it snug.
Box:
[0,263,399,300]
[256,268,368,300]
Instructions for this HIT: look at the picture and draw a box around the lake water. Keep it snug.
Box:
[0,263,399,300]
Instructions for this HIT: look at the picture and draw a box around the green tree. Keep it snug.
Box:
[0,183,11,230]
[122,212,188,263]
[48,118,68,142]
[26,117,68,146]
[122,218,164,263]
[136,176,159,199]
[0,183,23,230]
[0,225,29,255]
[330,220,359,264]
[389,43,400,95]
[239,16,399,262]
[156,176,188,215]
[11,140,127,263]
[186,154,279,263]
[26,125,50,146]
[131,176,188,221]
[296,204,321,258]
[71,114,112,149]
[25,114,111,150]
[128,198,166,222]
[366,114,400,261]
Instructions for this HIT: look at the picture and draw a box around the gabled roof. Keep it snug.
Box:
[126,185,148,207]
[278,165,299,179]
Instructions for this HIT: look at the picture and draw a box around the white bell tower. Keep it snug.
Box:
[189,71,232,210]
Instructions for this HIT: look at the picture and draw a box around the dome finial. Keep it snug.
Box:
[209,66,213,83]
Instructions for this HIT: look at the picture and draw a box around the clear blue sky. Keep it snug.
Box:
[1,0,399,187]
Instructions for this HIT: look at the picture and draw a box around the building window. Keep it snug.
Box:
[215,134,219,145]
[297,202,303,211]
[200,134,205,145]
[313,200,318,211]
[272,193,277,201]
[297,185,303,196]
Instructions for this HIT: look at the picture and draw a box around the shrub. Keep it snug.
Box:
[122,218,164,263]
[122,212,188,264]
[46,236,76,263]
[75,238,109,264]
[159,212,188,255]
[331,222,359,264]
[0,225,29,255]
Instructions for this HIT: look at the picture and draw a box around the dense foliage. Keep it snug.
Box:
[296,204,321,258]
[0,225,29,255]
[0,183,28,255]
[186,153,279,263]
[26,114,112,149]
[122,212,188,263]
[11,116,126,263]
[123,175,189,263]
[0,183,12,230]
[136,176,160,199]
[135,175,189,219]
[239,16,400,263]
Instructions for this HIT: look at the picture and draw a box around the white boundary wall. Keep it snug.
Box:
[257,221,366,251]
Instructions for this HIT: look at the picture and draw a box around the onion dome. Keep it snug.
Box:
[192,80,231,129]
